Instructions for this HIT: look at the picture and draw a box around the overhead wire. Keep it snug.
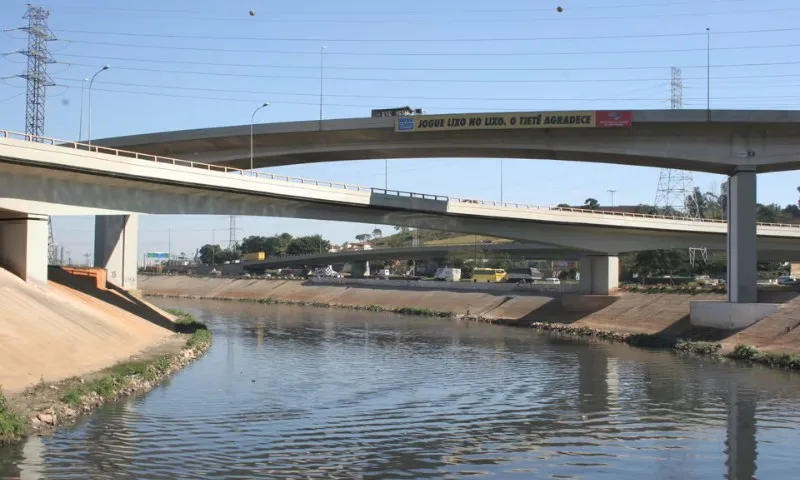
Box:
[52,42,800,63]
[52,26,800,44]
[41,5,800,24]
[41,0,769,16]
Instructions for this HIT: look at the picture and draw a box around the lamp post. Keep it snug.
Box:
[78,77,88,140]
[607,189,617,207]
[250,102,269,170]
[319,45,326,129]
[87,65,110,146]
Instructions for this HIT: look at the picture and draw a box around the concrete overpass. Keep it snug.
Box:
[241,243,582,270]
[93,109,800,174]
[3,111,800,326]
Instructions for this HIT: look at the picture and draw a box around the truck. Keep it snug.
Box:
[434,267,461,282]
[241,252,266,261]
[505,267,542,284]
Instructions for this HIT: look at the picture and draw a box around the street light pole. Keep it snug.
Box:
[78,77,88,140]
[319,46,326,130]
[500,160,504,204]
[607,189,617,207]
[87,65,110,146]
[250,102,269,170]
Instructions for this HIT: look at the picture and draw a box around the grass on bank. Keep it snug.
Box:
[0,389,25,444]
[730,344,800,369]
[60,309,211,407]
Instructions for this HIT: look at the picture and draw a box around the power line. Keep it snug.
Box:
[41,0,769,16]
[53,26,800,43]
[42,5,800,24]
[52,42,800,65]
[58,61,800,85]
[53,77,668,101]
[56,83,800,110]
[52,69,800,86]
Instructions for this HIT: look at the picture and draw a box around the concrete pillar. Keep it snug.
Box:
[350,261,370,278]
[94,214,138,290]
[579,255,619,295]
[0,213,49,285]
[727,169,757,303]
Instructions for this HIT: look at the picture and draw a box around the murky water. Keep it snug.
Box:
[3,299,800,479]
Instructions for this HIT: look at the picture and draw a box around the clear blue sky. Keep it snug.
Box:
[1,0,798,263]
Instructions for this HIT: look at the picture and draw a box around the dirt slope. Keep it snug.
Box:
[0,269,175,393]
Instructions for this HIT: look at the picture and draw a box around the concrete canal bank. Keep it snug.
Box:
[139,275,800,355]
[0,267,211,445]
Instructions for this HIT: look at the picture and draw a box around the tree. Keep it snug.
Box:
[198,244,222,265]
[685,187,708,218]
[556,203,571,208]
[240,234,293,256]
[583,198,600,210]
[355,234,368,242]
[372,228,383,239]
[286,235,331,255]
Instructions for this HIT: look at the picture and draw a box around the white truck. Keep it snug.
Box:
[434,267,462,282]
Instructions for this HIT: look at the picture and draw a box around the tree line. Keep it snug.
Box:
[198,233,332,264]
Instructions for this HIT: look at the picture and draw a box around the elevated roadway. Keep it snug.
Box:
[92,109,800,174]
[2,116,799,325]
[242,243,582,270]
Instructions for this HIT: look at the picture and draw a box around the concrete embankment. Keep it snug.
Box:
[139,275,800,354]
[0,268,178,393]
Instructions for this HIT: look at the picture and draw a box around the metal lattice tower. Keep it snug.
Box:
[16,5,57,263]
[20,5,55,139]
[654,67,699,218]
[228,216,237,249]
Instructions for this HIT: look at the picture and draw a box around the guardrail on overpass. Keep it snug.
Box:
[4,128,800,229]
[309,276,581,294]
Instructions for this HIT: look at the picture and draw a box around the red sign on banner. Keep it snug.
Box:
[595,111,633,128]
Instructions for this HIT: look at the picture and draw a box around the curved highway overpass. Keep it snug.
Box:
[92,109,800,174]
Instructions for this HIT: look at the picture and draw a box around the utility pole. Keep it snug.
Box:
[607,189,617,207]
[228,216,238,249]
[11,5,56,263]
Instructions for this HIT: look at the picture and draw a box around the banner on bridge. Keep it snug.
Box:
[395,111,632,132]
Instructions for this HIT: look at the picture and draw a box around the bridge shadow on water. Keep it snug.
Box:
[47,266,177,332]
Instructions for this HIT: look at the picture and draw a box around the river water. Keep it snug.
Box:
[3,299,800,479]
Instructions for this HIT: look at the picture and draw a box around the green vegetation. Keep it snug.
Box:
[675,339,722,355]
[199,232,332,264]
[729,344,800,369]
[0,388,25,444]
[59,309,212,408]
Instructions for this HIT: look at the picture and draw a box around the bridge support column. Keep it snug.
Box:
[727,169,758,304]
[94,215,138,290]
[579,255,619,295]
[690,169,780,329]
[350,261,370,278]
[0,212,48,285]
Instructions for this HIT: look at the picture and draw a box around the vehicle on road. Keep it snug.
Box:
[473,268,507,283]
[506,267,542,284]
[778,275,796,286]
[434,267,461,282]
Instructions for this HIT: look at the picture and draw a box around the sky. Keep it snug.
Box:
[1,0,799,264]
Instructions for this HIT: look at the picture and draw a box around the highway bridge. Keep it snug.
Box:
[3,108,800,327]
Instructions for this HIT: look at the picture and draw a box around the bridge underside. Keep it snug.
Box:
[1,162,798,260]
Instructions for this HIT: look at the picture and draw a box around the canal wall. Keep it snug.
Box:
[0,268,179,393]
[139,275,800,353]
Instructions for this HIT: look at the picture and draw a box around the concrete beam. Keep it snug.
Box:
[579,255,619,295]
[0,212,48,285]
[350,261,370,278]
[94,215,138,290]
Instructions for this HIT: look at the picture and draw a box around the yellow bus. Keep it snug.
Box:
[472,268,507,283]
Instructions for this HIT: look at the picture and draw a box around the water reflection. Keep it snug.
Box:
[1,300,798,479]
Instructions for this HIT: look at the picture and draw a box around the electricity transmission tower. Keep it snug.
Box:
[13,5,58,263]
[654,67,699,218]
[228,216,238,249]
[659,67,706,271]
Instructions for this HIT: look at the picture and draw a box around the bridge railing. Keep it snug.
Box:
[370,187,449,202]
[448,197,800,228]
[4,129,800,229]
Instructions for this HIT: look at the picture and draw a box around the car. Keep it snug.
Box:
[778,275,796,286]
